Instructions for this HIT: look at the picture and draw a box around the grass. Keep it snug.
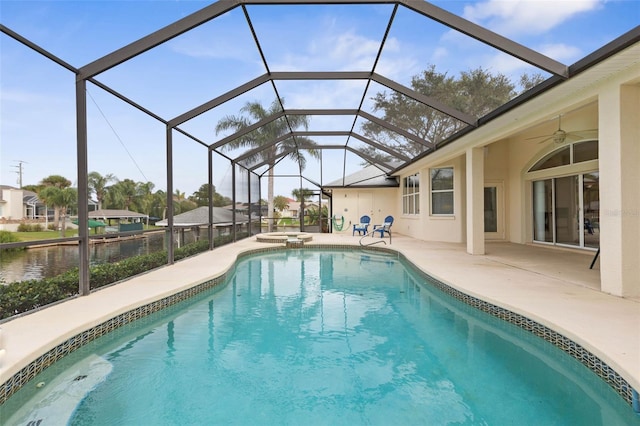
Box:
[14,229,78,241]
[9,224,160,242]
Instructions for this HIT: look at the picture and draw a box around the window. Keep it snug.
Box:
[573,140,598,163]
[532,172,599,249]
[431,167,454,215]
[529,146,570,171]
[402,174,420,215]
[529,140,598,172]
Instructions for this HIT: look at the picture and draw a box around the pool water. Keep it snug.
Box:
[3,249,638,425]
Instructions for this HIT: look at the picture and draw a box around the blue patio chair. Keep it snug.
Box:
[352,215,371,236]
[372,215,394,239]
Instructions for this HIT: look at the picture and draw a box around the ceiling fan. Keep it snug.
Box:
[526,115,597,145]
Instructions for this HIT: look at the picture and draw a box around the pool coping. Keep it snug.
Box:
[0,238,638,410]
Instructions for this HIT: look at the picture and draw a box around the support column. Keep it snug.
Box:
[208,149,214,250]
[76,78,90,295]
[599,84,640,297]
[166,126,174,264]
[466,147,485,255]
[231,162,236,242]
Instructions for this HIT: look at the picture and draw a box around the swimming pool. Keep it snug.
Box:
[2,249,638,425]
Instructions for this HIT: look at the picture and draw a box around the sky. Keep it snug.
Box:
[1,0,638,201]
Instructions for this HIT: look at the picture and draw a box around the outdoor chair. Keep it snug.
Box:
[372,215,394,239]
[352,215,371,236]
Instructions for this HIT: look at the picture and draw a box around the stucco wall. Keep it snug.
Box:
[330,188,397,236]
[392,156,466,244]
[0,189,25,220]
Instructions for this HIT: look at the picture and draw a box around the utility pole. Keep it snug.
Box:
[12,160,27,188]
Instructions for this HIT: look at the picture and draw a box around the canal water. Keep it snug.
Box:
[1,225,311,285]
[0,232,171,284]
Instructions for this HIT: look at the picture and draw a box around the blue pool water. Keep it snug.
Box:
[3,249,638,425]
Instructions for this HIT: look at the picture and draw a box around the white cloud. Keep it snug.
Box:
[432,47,449,62]
[462,0,602,36]
[287,29,383,71]
[327,32,381,68]
[538,43,583,62]
[480,42,583,77]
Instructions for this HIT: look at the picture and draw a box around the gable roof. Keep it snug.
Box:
[323,164,400,188]
[155,206,249,227]
[89,209,148,219]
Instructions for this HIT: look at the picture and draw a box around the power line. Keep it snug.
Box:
[86,89,149,182]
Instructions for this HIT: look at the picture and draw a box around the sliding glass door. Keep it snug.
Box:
[532,172,599,248]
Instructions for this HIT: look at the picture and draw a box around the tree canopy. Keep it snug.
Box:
[360,65,544,162]
[215,99,320,231]
[188,184,232,208]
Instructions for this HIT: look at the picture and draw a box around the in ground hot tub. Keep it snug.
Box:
[255,232,313,246]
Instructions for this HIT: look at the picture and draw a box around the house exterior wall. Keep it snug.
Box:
[390,155,466,243]
[0,188,25,220]
[326,43,639,297]
[330,188,397,235]
[598,80,640,297]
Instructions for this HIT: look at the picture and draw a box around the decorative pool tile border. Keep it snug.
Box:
[304,244,638,408]
[1,243,637,411]
[382,246,636,408]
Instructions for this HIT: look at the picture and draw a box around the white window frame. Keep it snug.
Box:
[402,173,420,215]
[430,167,454,216]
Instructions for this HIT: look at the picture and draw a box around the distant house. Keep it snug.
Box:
[1,185,100,231]
[155,206,250,245]
[155,206,248,228]
[0,185,56,231]
[222,202,267,218]
[0,185,48,222]
[278,198,324,219]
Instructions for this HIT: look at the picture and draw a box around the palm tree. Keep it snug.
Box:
[273,195,289,212]
[215,99,319,232]
[38,175,72,228]
[152,189,167,219]
[41,174,71,189]
[88,171,116,210]
[39,186,77,236]
[292,187,315,226]
[173,189,188,214]
[116,179,139,210]
[134,181,155,215]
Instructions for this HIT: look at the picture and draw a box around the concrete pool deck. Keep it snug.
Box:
[1,232,638,402]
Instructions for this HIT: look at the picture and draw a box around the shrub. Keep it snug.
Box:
[0,236,247,320]
[0,230,21,244]
[18,223,43,232]
[16,223,44,232]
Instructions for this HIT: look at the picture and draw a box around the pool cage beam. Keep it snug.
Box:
[231,162,237,242]
[2,0,580,301]
[208,150,214,250]
[74,1,569,82]
[76,79,90,296]
[166,125,175,265]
